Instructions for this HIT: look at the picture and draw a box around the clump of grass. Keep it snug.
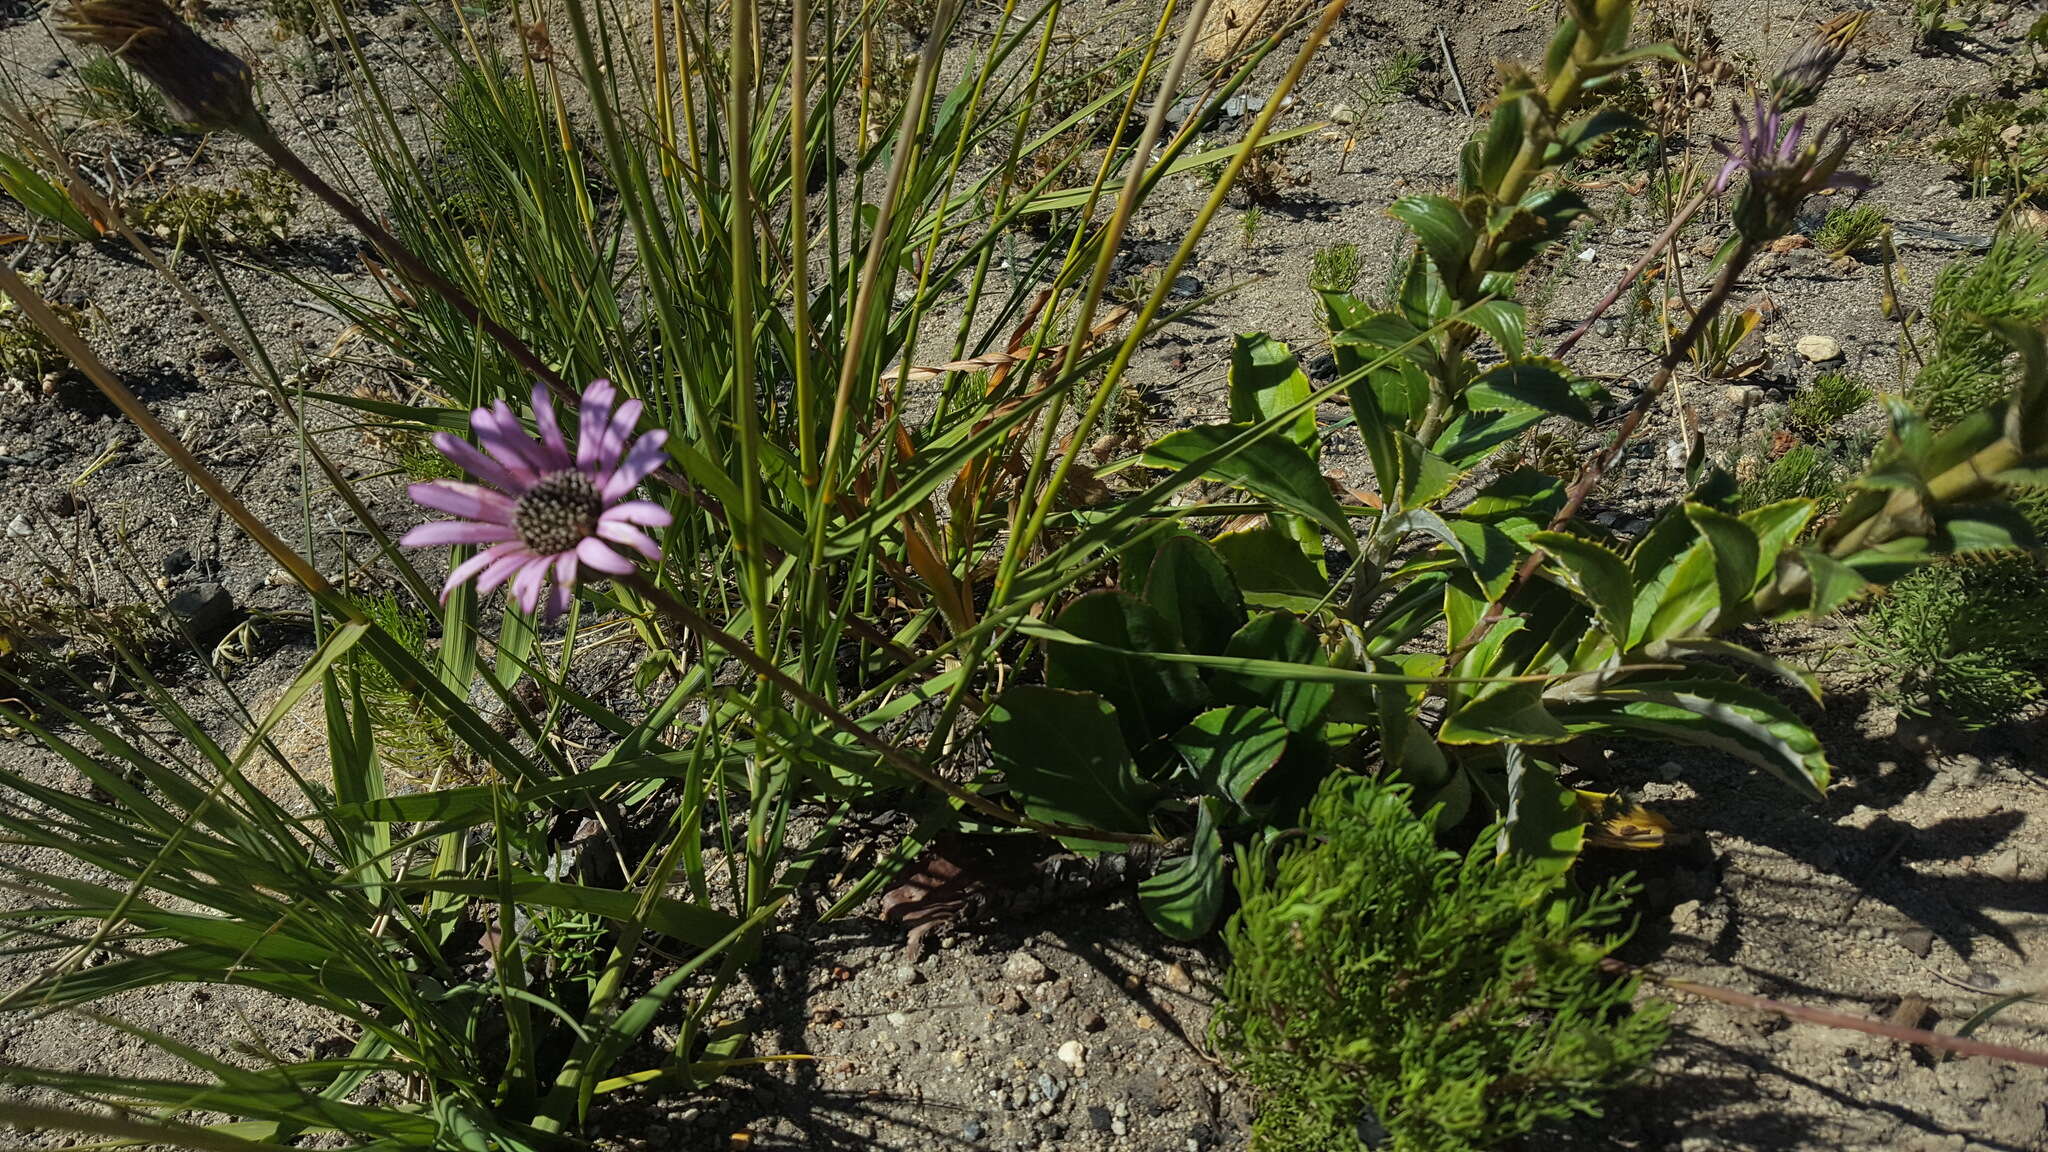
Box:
[1309,242,1361,293]
[72,54,180,135]
[1240,205,1264,248]
[1788,370,1873,431]
[1860,554,2048,728]
[1812,204,1886,258]
[1736,442,1847,511]
[1369,48,1426,104]
[1220,774,1667,1152]
[127,168,297,245]
[1911,229,2048,428]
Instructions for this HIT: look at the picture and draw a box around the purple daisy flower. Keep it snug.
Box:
[1713,95,1867,242]
[400,379,672,620]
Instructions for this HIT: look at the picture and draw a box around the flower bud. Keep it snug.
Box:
[58,0,259,134]
[1768,11,1868,114]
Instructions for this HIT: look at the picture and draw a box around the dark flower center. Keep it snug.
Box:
[514,471,603,556]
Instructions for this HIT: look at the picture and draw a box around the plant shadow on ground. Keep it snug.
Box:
[1558,1027,2035,1152]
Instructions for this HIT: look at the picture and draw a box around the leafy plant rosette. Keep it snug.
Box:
[986,3,2048,939]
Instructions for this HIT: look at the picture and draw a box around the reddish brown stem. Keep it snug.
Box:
[1553,191,1709,358]
[1606,958,2048,1070]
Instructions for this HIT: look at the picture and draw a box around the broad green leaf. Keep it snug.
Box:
[1463,302,1529,361]
[1432,406,1549,469]
[1214,612,1333,733]
[1939,502,2038,553]
[1797,548,1873,616]
[1212,523,1329,609]
[1633,537,1720,646]
[1498,746,1585,876]
[1228,333,1316,454]
[1138,798,1226,940]
[1142,534,1247,657]
[1530,530,1633,640]
[1686,504,1761,621]
[1465,361,1593,422]
[1439,682,1571,745]
[1552,675,1829,799]
[1395,433,1463,506]
[1144,424,1357,550]
[1171,705,1290,814]
[1741,499,1818,584]
[1389,194,1477,290]
[1044,590,1207,745]
[985,687,1158,836]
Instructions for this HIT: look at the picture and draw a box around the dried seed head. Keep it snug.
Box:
[58,0,258,134]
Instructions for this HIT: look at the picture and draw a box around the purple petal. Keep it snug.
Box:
[598,520,662,561]
[601,430,670,502]
[600,499,673,528]
[544,553,579,622]
[576,380,618,470]
[530,382,573,472]
[429,432,524,493]
[478,550,539,596]
[410,481,516,523]
[402,519,519,547]
[1714,156,1744,192]
[590,396,644,483]
[511,562,547,614]
[480,400,552,478]
[441,542,520,600]
[577,537,635,575]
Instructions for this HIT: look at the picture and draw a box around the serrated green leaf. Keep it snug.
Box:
[1531,530,1634,640]
[1439,682,1571,745]
[1498,746,1585,876]
[1552,675,1829,798]
[1686,503,1761,622]
[1466,361,1594,422]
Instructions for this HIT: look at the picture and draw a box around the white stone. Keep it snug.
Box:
[1056,1040,1086,1070]
[1795,334,1844,363]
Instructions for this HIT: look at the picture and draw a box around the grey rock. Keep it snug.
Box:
[1897,926,1935,958]
[5,515,29,538]
[1984,847,2023,882]
[164,583,237,641]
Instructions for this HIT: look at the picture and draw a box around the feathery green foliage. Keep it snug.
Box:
[1219,774,1667,1152]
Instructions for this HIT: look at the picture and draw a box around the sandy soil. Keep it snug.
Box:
[0,0,2043,1148]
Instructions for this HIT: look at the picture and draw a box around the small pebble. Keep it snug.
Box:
[1056,1040,1087,1070]
[962,1119,986,1142]
[1003,951,1051,985]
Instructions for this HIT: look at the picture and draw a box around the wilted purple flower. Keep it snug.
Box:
[1713,96,1867,241]
[402,379,672,620]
